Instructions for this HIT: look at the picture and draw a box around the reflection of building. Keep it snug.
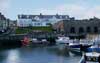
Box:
[17,13,70,27]
[53,17,100,38]
[0,13,9,32]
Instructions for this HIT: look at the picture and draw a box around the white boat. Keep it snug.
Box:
[80,39,93,46]
[32,38,38,43]
[79,52,100,63]
[41,39,48,44]
[32,38,48,44]
[56,37,70,44]
[56,37,71,50]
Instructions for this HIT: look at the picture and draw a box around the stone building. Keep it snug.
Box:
[53,17,100,38]
[0,13,9,32]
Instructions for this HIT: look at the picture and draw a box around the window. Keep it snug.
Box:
[70,27,75,33]
[79,27,84,33]
[86,27,91,33]
[94,27,98,33]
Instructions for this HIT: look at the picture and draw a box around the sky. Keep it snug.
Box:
[0,0,100,20]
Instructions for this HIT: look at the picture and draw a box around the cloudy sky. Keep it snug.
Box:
[0,0,100,20]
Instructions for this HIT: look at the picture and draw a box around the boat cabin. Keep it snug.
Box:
[80,52,100,63]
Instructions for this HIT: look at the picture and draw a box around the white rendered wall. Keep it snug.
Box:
[17,19,32,27]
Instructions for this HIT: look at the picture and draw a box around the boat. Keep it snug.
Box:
[56,37,70,44]
[32,38,38,43]
[31,38,49,45]
[56,37,71,50]
[86,36,100,52]
[80,39,93,46]
[79,39,93,51]
[79,52,100,63]
[21,37,30,46]
[69,39,81,52]
[86,45,100,52]
[69,39,92,52]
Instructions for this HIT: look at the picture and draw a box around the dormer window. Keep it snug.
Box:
[34,16,40,21]
[27,15,29,19]
[66,15,69,19]
[52,16,56,20]
[60,16,62,19]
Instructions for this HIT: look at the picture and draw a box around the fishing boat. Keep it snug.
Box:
[79,52,100,63]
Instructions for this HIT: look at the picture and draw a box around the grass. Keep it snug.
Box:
[15,26,53,34]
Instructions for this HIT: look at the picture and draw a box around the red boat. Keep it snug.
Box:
[21,37,30,46]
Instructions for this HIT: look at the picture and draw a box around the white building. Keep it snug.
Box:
[17,13,70,27]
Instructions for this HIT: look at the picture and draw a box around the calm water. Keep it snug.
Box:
[0,46,82,63]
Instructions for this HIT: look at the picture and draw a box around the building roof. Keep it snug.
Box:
[18,14,69,19]
[0,12,7,20]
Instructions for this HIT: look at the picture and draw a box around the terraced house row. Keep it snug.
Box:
[17,13,70,27]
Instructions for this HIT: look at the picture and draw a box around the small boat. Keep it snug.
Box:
[69,39,92,52]
[87,45,100,52]
[56,37,71,50]
[32,38,48,45]
[41,39,48,43]
[86,37,100,52]
[79,39,93,51]
[80,39,93,46]
[21,37,30,46]
[79,52,100,63]
[56,37,70,44]
[32,38,38,43]
[69,39,80,52]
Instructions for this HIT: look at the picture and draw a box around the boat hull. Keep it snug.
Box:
[87,48,100,52]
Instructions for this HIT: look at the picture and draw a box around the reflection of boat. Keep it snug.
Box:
[79,52,100,63]
[70,50,82,55]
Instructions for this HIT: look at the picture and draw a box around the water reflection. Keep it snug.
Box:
[0,46,81,63]
[4,49,20,63]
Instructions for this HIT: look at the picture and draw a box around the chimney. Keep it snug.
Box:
[40,13,42,16]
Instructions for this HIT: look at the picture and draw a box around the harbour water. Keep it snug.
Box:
[0,45,81,63]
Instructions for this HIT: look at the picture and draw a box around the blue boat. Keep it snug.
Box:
[69,39,92,52]
[69,40,81,52]
[86,37,100,52]
[87,45,100,52]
